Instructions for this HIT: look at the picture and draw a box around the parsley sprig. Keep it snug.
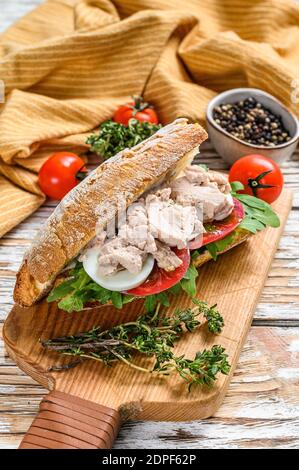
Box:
[86,119,161,159]
[42,303,229,390]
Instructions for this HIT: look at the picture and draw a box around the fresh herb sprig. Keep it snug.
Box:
[192,299,224,334]
[86,119,161,159]
[42,303,229,390]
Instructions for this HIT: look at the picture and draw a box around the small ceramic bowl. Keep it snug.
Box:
[206,88,299,166]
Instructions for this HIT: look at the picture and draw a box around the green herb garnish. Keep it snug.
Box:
[204,181,280,260]
[205,232,236,261]
[230,181,280,233]
[48,261,200,314]
[180,264,199,297]
[47,262,134,312]
[86,119,162,159]
[42,303,229,390]
[192,299,224,334]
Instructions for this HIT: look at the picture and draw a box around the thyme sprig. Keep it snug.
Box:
[42,303,229,390]
[192,299,224,334]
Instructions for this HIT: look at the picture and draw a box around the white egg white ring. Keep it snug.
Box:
[83,247,155,292]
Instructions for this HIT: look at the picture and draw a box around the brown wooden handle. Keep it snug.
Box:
[19,390,121,449]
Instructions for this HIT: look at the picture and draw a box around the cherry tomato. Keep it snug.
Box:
[113,96,159,126]
[188,198,244,250]
[229,154,283,203]
[38,152,87,200]
[126,248,190,297]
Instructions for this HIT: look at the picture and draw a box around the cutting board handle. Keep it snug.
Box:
[18,390,121,449]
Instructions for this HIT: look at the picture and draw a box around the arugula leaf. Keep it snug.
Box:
[89,284,112,304]
[143,266,199,313]
[58,295,84,313]
[206,232,235,261]
[213,232,235,251]
[168,283,182,296]
[180,265,198,297]
[70,267,90,290]
[47,262,131,312]
[206,242,218,261]
[47,279,74,302]
[191,249,201,260]
[235,193,269,210]
[156,292,170,307]
[122,295,136,305]
[231,184,280,230]
[230,181,244,192]
[111,291,123,309]
[144,292,170,313]
[144,295,158,313]
[245,204,280,227]
[203,181,281,258]
[238,216,265,233]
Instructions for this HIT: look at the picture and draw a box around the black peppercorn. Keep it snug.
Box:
[212,97,291,147]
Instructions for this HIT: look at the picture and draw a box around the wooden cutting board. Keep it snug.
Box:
[3,189,292,449]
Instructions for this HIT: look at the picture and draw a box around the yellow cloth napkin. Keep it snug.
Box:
[0,0,299,237]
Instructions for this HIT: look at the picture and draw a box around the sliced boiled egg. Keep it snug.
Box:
[82,247,155,292]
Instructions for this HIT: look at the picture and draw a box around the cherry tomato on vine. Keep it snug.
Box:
[38,152,87,200]
[113,96,159,125]
[229,154,283,203]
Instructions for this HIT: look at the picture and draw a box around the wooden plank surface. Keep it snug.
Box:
[0,0,299,449]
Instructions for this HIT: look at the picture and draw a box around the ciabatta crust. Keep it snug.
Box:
[14,119,208,307]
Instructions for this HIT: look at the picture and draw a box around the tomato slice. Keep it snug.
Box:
[188,198,244,250]
[126,248,190,297]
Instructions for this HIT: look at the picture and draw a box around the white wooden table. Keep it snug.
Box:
[0,0,298,449]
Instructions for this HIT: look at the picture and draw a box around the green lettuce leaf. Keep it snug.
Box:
[231,181,280,232]
[180,265,199,297]
[238,216,265,233]
[47,262,133,312]
[47,279,74,302]
[206,232,236,261]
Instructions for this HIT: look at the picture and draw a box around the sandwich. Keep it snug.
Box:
[13,118,279,312]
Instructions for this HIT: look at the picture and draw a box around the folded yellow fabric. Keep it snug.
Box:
[0,0,299,237]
